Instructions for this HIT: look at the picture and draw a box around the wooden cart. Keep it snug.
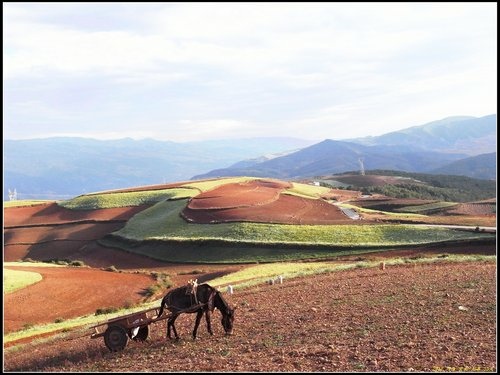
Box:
[90,306,169,351]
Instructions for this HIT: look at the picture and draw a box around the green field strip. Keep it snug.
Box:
[58,188,197,210]
[4,268,43,293]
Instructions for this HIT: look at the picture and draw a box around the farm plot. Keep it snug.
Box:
[183,193,352,225]
[4,203,149,226]
[3,265,155,333]
[4,222,124,244]
[444,203,496,216]
[3,222,126,262]
[349,198,437,212]
[186,180,288,210]
[182,179,351,225]
[3,203,151,263]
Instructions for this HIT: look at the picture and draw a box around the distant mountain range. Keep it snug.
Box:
[3,115,496,200]
[346,115,496,155]
[194,115,497,181]
[429,152,496,180]
[3,137,315,200]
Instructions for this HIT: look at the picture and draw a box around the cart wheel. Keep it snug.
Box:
[131,325,149,342]
[104,325,128,352]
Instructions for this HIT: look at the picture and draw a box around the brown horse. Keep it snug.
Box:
[156,283,235,340]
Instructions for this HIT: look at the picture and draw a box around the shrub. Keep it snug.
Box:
[105,265,119,272]
[95,307,119,316]
[22,323,34,330]
[144,285,159,298]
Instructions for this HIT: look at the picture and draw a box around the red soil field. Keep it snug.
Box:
[444,203,496,216]
[183,193,353,225]
[3,266,155,333]
[3,203,151,263]
[187,179,291,210]
[321,188,362,201]
[4,222,124,244]
[182,179,355,225]
[4,203,149,226]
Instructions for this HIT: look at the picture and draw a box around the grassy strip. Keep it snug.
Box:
[58,188,197,210]
[209,254,497,291]
[394,201,459,213]
[114,199,491,247]
[4,254,495,347]
[339,203,427,218]
[4,200,54,208]
[180,177,258,192]
[4,261,66,268]
[100,236,413,263]
[3,269,43,293]
[283,182,332,199]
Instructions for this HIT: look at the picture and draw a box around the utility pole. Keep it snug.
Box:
[358,157,365,176]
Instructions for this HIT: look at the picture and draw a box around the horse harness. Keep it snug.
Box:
[185,279,199,304]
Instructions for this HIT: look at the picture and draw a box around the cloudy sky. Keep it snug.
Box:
[3,2,497,142]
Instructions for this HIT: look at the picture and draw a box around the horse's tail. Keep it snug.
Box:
[157,295,168,319]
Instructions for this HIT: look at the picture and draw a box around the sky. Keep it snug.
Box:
[3,2,497,142]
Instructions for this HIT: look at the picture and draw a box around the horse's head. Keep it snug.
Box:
[221,307,236,335]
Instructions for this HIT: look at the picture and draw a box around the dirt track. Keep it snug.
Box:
[4,261,496,372]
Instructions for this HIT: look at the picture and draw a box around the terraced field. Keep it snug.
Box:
[3,177,496,351]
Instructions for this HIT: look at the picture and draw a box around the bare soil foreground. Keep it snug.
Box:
[4,261,496,372]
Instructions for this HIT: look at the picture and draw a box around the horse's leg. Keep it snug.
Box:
[192,310,203,339]
[167,314,180,340]
[205,309,214,335]
[167,316,173,339]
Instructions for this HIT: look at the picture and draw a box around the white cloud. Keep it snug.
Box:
[3,2,497,141]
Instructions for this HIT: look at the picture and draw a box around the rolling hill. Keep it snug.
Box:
[193,140,468,179]
[429,152,496,180]
[4,176,495,266]
[195,115,496,180]
[346,114,497,155]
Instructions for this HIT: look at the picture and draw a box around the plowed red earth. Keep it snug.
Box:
[182,180,353,224]
[187,179,292,210]
[3,203,151,262]
[4,261,496,372]
[3,266,155,333]
[4,203,149,226]
[183,193,353,224]
[445,203,496,216]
